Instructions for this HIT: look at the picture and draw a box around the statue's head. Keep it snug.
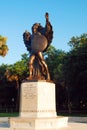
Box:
[32,23,41,34]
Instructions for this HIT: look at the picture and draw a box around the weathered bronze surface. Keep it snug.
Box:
[23,12,53,80]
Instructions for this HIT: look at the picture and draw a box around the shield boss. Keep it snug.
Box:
[31,34,48,53]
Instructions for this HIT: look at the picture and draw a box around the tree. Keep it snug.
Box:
[45,45,67,111]
[0,35,8,87]
[45,45,66,83]
[63,33,87,111]
[4,53,29,111]
[68,33,87,49]
[0,35,8,57]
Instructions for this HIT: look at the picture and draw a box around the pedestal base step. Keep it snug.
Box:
[9,116,68,130]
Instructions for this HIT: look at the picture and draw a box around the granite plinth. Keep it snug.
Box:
[20,81,56,118]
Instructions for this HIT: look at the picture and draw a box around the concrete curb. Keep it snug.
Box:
[68,117,87,123]
[0,117,9,122]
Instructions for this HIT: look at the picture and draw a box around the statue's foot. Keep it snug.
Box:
[26,76,33,80]
[46,74,50,81]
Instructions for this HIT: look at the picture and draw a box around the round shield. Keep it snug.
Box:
[31,33,48,53]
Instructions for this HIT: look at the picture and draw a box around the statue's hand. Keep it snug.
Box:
[45,12,49,22]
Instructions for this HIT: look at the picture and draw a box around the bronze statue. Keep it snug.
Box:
[23,12,53,80]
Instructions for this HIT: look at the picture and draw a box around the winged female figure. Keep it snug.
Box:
[23,13,53,80]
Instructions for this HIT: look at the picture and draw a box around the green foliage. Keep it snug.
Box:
[64,34,87,88]
[68,33,87,49]
[6,53,29,81]
[45,45,66,84]
[63,33,87,110]
[0,64,8,80]
[0,35,8,57]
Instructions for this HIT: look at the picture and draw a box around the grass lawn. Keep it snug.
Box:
[0,112,19,117]
[0,112,87,117]
[57,112,87,117]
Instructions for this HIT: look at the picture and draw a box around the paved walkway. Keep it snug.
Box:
[0,122,87,130]
[58,122,87,130]
[0,117,9,127]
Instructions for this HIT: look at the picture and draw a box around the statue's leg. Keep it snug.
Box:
[38,52,50,80]
[28,54,35,79]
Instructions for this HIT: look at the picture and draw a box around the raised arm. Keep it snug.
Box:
[45,12,49,22]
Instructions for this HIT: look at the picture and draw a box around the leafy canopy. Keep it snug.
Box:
[0,35,8,57]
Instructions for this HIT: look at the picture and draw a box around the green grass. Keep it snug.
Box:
[57,112,87,117]
[0,112,87,117]
[0,112,19,117]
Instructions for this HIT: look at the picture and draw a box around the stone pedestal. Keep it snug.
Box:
[20,81,56,118]
[10,80,68,130]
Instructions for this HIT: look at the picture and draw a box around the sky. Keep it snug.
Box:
[0,0,87,65]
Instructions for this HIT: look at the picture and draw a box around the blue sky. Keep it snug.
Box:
[0,0,87,65]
